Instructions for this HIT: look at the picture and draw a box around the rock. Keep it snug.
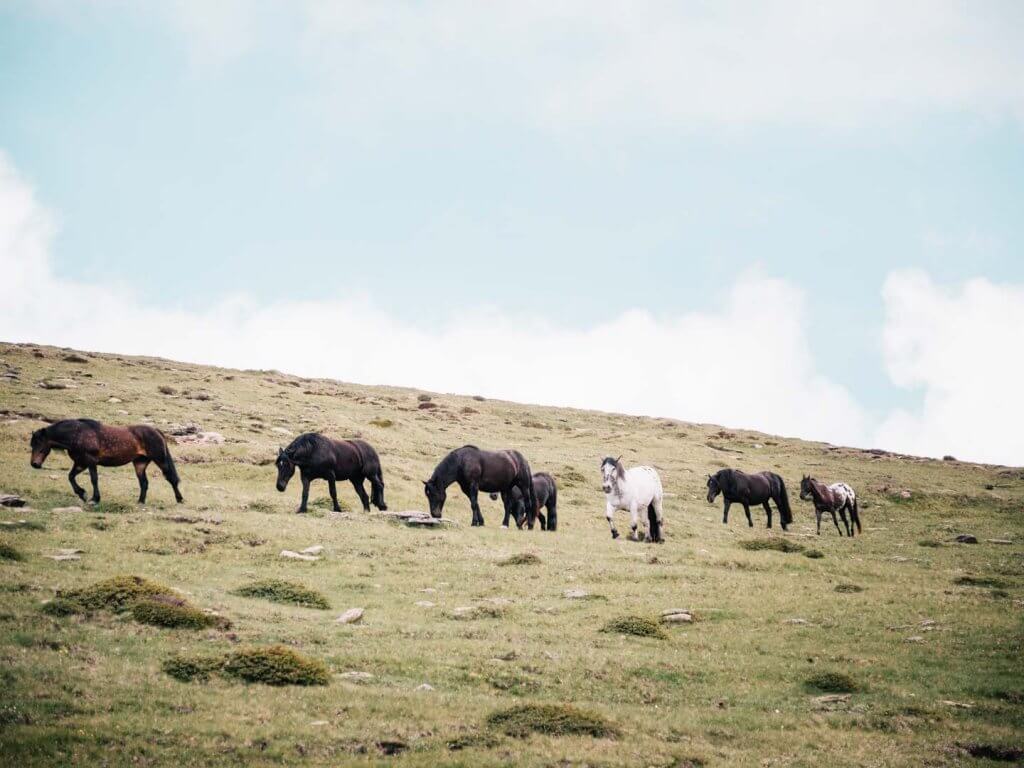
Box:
[954,534,978,544]
[940,700,974,709]
[786,618,811,625]
[905,636,925,643]
[406,516,441,526]
[336,608,364,625]
[451,606,478,619]
[280,550,319,561]
[309,721,329,727]
[899,489,912,499]
[661,608,692,617]
[176,431,225,446]
[414,601,435,608]
[485,597,513,607]
[271,427,292,435]
[51,507,83,514]
[338,671,374,682]
[0,494,27,508]
[416,683,434,691]
[812,694,851,711]
[300,545,324,555]
[563,589,590,599]
[661,612,694,624]
[46,548,83,561]
[62,354,89,363]
[107,397,122,404]
[987,538,1013,545]
[419,587,438,594]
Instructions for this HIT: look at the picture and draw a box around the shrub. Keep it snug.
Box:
[803,549,825,559]
[132,599,224,630]
[222,645,329,686]
[157,385,176,395]
[739,539,805,554]
[497,553,541,566]
[487,703,618,738]
[601,616,667,639]
[369,418,394,428]
[234,579,330,610]
[918,539,942,548]
[834,584,864,593]
[61,575,176,612]
[417,394,432,402]
[0,542,23,561]
[805,672,859,694]
[41,598,80,617]
[163,654,224,683]
[954,575,1008,589]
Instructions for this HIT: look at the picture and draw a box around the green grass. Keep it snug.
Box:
[600,615,667,639]
[221,646,330,686]
[0,541,24,561]
[486,703,618,738]
[234,579,330,609]
[131,599,224,629]
[0,341,1022,766]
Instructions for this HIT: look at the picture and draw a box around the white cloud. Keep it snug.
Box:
[3,152,1021,465]
[876,270,1024,466]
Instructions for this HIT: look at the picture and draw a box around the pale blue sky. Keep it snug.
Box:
[1,2,1023,462]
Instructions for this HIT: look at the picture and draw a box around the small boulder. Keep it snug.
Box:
[954,534,978,544]
[0,494,27,508]
[414,601,435,608]
[300,545,324,556]
[338,671,374,682]
[280,550,319,562]
[416,683,434,691]
[661,612,694,624]
[51,506,83,514]
[335,608,364,625]
[563,589,590,600]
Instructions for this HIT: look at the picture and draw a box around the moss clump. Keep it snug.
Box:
[600,615,667,639]
[61,575,176,612]
[740,539,805,554]
[369,418,394,428]
[835,584,864,593]
[132,598,225,630]
[498,553,541,566]
[163,654,224,683]
[805,671,859,694]
[917,539,942,548]
[487,703,618,739]
[0,542,24,561]
[954,575,1008,589]
[803,549,825,559]
[41,598,80,617]
[234,579,330,610]
[222,646,329,686]
[0,520,45,531]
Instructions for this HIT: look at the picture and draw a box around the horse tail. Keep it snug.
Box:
[139,426,180,485]
[851,494,861,533]
[775,474,793,528]
[359,441,387,510]
[519,454,537,526]
[544,474,557,532]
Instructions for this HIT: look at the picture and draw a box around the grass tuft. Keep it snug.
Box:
[0,542,24,561]
[40,598,80,617]
[234,579,330,610]
[497,553,541,566]
[954,575,1008,589]
[162,654,224,683]
[132,599,225,630]
[601,615,667,639]
[369,418,394,428]
[60,575,176,612]
[917,539,942,548]
[222,645,329,686]
[805,671,859,693]
[835,583,864,593]
[739,539,805,553]
[803,549,824,559]
[486,703,618,739]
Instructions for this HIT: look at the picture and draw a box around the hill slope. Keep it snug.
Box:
[1,341,1021,767]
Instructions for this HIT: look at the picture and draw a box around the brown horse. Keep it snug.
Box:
[30,419,183,505]
[424,445,536,527]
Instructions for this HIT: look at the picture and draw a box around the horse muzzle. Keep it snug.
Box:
[276,482,286,493]
[30,460,42,469]
[602,485,612,494]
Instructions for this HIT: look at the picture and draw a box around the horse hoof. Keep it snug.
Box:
[611,530,619,539]
[501,525,509,530]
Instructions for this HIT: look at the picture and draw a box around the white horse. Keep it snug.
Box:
[600,456,665,542]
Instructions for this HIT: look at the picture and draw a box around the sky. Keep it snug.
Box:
[1,1,1023,465]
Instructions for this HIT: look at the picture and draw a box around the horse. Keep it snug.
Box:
[799,476,860,536]
[600,457,664,542]
[706,468,792,530]
[490,471,558,531]
[29,418,183,505]
[424,445,536,527]
[275,433,387,514]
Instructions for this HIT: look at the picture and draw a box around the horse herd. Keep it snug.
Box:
[27,418,863,539]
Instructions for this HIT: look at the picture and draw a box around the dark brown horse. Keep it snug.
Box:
[491,471,558,531]
[30,419,182,504]
[276,433,387,514]
[424,445,536,527]
[706,468,792,530]
[799,476,860,536]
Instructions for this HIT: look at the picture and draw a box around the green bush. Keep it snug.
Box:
[0,542,24,561]
[740,539,805,553]
[61,575,175,612]
[803,549,824,559]
[487,703,618,738]
[234,579,330,610]
[497,553,541,566]
[41,598,80,617]
[163,654,224,683]
[600,615,667,639]
[132,599,224,630]
[805,671,859,694]
[222,646,329,686]
[835,584,864,593]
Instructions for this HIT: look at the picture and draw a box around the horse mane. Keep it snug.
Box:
[429,446,469,483]
[284,432,323,462]
[712,467,735,492]
[601,456,625,480]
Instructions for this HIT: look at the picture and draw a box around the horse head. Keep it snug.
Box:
[706,472,721,503]
[799,475,814,501]
[29,428,51,469]
[423,479,446,518]
[275,447,297,492]
[600,456,623,494]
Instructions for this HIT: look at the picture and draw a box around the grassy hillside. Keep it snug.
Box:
[0,341,1021,767]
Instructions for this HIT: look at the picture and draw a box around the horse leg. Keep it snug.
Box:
[839,507,851,537]
[830,509,843,536]
[133,459,150,504]
[722,500,731,525]
[605,501,619,539]
[763,501,773,529]
[629,502,642,541]
[537,507,547,530]
[86,465,100,504]
[743,504,753,528]
[468,484,483,526]
[646,503,659,543]
[816,508,822,535]
[325,475,344,512]
[546,491,557,532]
[500,492,512,529]
[652,495,664,543]
[297,472,311,514]
[153,457,183,503]
[349,477,369,512]
[68,464,87,502]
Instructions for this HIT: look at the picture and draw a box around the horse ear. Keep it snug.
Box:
[615,455,623,465]
[422,480,428,486]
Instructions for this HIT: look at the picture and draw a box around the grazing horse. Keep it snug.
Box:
[706,468,791,530]
[600,457,664,542]
[29,419,182,505]
[490,471,559,531]
[276,433,387,514]
[424,445,536,527]
[799,476,860,536]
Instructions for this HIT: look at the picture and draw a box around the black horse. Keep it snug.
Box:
[424,445,536,527]
[706,468,792,530]
[490,471,558,531]
[276,433,386,514]
[30,418,182,505]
